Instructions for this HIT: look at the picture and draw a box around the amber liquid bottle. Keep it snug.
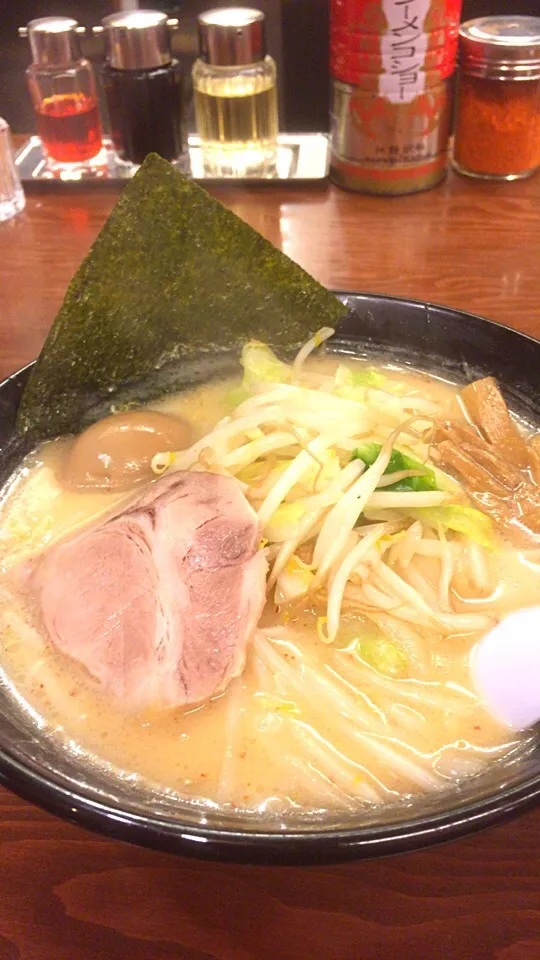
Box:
[192,8,279,176]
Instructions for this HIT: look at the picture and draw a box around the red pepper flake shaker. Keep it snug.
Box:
[330,0,462,195]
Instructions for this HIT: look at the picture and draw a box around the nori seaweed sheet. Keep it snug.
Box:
[17,154,347,439]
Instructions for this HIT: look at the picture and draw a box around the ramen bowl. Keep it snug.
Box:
[0,292,538,865]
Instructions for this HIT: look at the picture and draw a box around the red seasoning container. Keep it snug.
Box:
[24,17,104,171]
[330,0,462,194]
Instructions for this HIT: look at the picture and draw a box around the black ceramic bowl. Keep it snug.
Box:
[0,292,539,865]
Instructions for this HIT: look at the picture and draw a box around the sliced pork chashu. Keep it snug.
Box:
[35,471,267,710]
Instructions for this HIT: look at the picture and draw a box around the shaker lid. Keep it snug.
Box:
[101,10,172,70]
[459,16,540,79]
[26,17,82,67]
[198,8,266,66]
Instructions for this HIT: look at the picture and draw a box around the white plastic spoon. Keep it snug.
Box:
[471,606,540,730]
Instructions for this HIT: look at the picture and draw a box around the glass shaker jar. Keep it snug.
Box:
[192,7,279,176]
[0,119,25,222]
[24,17,104,169]
[453,16,540,180]
[100,10,186,167]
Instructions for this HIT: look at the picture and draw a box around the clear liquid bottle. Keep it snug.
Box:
[24,17,104,172]
[192,8,279,176]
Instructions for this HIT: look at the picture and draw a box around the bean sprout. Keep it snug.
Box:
[292,327,335,382]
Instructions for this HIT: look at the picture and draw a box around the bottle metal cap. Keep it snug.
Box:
[26,17,82,67]
[459,16,540,80]
[101,10,172,70]
[198,8,266,66]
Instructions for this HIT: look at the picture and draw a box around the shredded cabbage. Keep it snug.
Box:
[356,635,408,678]
[237,460,291,488]
[264,502,307,542]
[333,363,386,399]
[225,386,250,409]
[407,505,494,548]
[236,461,266,484]
[240,341,291,389]
[255,694,300,715]
[275,555,314,603]
[351,443,438,492]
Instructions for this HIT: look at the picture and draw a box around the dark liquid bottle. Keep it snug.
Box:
[103,63,184,165]
[36,92,102,163]
[101,11,186,167]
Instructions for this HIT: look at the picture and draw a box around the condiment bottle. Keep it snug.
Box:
[453,16,540,181]
[330,0,462,195]
[100,10,186,167]
[0,119,25,222]
[192,8,279,176]
[24,17,104,168]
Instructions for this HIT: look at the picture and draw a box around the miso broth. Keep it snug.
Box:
[0,356,536,818]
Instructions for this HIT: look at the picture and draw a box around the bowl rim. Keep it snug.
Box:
[0,290,539,865]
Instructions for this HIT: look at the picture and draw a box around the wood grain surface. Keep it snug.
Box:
[0,160,539,959]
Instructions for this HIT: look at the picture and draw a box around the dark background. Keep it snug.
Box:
[1,0,539,135]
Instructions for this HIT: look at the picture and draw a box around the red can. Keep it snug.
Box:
[330,0,463,194]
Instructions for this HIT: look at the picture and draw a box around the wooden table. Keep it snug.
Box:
[0,159,539,960]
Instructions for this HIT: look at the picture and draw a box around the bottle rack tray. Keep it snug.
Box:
[15,133,330,187]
